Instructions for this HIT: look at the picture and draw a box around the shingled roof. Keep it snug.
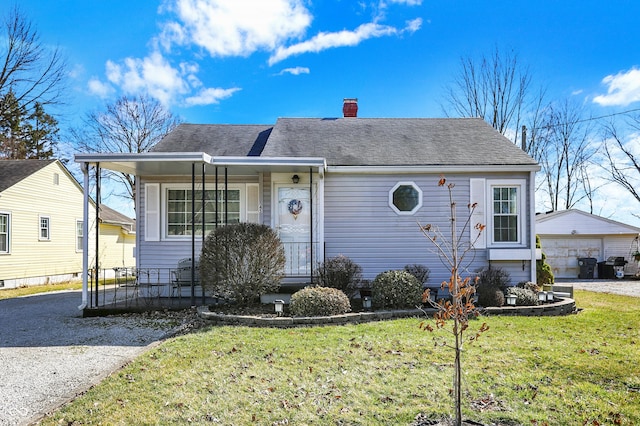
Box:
[151,117,538,167]
[0,159,56,192]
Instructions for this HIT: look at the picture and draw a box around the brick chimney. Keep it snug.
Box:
[342,98,358,118]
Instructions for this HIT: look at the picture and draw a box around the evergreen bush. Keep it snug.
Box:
[289,286,351,317]
[371,270,422,309]
[505,286,538,306]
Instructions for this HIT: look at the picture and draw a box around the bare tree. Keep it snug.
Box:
[602,113,640,207]
[73,95,182,205]
[0,5,67,116]
[536,99,597,212]
[441,47,533,147]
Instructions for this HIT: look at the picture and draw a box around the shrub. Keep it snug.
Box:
[477,267,510,291]
[200,223,285,306]
[289,286,351,317]
[536,235,555,285]
[506,286,538,306]
[477,284,505,307]
[517,280,540,293]
[315,255,362,298]
[371,270,422,309]
[403,264,430,285]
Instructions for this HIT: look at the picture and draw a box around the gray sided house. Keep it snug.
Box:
[75,102,540,305]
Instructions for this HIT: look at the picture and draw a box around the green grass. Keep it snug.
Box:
[41,290,640,425]
[0,281,83,299]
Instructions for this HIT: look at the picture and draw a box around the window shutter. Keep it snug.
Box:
[145,183,160,241]
[246,183,260,223]
[469,178,486,249]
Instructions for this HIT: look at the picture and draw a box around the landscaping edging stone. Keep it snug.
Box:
[197,297,577,327]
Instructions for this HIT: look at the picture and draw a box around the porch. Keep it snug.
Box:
[75,152,326,312]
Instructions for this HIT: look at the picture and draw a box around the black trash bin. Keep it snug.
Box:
[578,257,597,279]
[598,257,627,279]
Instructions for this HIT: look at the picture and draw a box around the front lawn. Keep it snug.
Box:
[41,290,640,425]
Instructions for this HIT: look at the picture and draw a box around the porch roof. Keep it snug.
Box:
[74,152,326,176]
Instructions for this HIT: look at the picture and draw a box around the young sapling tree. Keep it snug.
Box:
[418,176,489,426]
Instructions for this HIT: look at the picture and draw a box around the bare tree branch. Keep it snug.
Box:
[0,5,67,115]
[72,95,182,207]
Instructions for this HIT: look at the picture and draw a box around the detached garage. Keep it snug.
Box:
[536,209,640,279]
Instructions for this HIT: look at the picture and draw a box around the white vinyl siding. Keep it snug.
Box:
[0,212,10,253]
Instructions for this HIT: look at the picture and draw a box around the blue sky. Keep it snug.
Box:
[4,0,640,225]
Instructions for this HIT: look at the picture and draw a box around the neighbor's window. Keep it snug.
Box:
[166,188,241,237]
[492,186,519,243]
[0,213,9,253]
[39,216,50,241]
[389,182,422,215]
[76,220,83,251]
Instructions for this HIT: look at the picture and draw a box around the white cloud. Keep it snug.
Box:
[268,19,421,65]
[278,66,310,76]
[593,67,640,107]
[185,87,241,106]
[87,78,114,98]
[92,0,421,107]
[160,0,312,57]
[387,0,422,5]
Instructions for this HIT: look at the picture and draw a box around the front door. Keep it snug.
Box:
[275,185,313,276]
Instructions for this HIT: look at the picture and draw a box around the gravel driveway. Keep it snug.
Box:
[0,290,193,426]
[557,278,640,298]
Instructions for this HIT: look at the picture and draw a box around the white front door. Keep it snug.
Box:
[275,185,313,276]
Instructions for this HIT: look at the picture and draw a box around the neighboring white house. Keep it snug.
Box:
[76,99,541,302]
[536,209,640,279]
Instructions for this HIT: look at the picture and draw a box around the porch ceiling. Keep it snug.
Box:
[75,152,326,176]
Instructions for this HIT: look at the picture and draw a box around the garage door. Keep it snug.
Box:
[540,237,603,279]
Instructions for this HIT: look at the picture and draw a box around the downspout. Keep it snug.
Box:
[201,163,206,305]
[191,162,196,307]
[79,162,90,310]
[530,170,537,282]
[95,163,100,308]
[309,167,313,282]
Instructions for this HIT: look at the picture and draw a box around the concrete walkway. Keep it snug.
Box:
[556,278,640,298]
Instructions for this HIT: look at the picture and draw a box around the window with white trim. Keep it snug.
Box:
[163,184,249,238]
[76,220,83,251]
[489,180,526,245]
[389,182,422,215]
[39,216,50,241]
[0,213,9,253]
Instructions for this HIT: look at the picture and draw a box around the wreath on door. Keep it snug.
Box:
[288,199,303,219]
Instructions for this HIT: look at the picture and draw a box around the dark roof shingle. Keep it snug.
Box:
[0,159,56,192]
[150,118,538,167]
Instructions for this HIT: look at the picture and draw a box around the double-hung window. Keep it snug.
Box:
[39,216,51,241]
[76,220,83,251]
[165,186,242,238]
[0,213,9,253]
[489,180,525,245]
